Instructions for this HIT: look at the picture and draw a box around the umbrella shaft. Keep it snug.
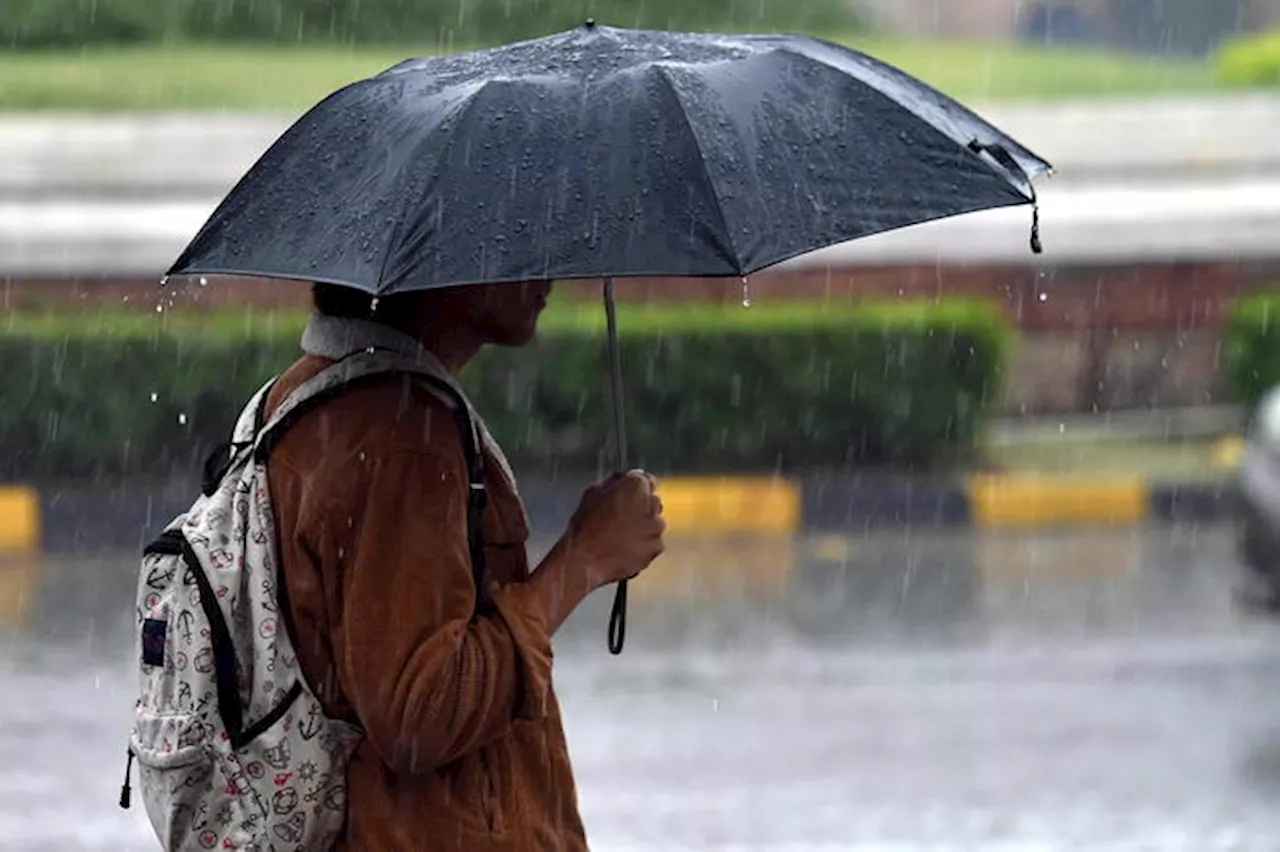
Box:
[603,278,628,472]
[603,277,630,656]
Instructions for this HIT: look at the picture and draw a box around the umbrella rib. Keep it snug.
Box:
[772,42,1047,196]
[374,80,492,295]
[652,66,742,274]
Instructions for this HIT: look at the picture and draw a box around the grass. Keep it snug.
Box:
[0,35,1224,112]
[0,44,410,111]
[0,306,310,342]
[852,37,1222,101]
[0,296,1005,338]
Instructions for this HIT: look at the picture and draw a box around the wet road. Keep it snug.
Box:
[3,526,1280,850]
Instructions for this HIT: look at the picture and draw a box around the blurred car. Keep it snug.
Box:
[1018,2,1095,46]
[1236,386,1280,611]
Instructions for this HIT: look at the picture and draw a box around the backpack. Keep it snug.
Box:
[121,350,491,852]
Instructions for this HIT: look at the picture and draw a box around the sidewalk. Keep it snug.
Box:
[987,437,1240,482]
[985,406,1244,483]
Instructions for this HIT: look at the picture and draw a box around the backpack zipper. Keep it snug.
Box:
[119,747,134,809]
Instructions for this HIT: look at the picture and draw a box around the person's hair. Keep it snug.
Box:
[311,283,422,325]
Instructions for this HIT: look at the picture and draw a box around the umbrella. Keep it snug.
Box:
[167,22,1051,654]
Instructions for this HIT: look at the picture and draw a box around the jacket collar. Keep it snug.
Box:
[299,311,521,499]
[302,310,440,366]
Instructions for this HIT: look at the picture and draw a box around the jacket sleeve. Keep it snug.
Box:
[312,446,554,774]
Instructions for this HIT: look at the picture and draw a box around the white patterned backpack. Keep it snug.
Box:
[121,350,490,851]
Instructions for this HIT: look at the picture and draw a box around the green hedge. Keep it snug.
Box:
[1224,290,1280,409]
[2,0,857,49]
[1216,30,1280,86]
[0,300,1010,481]
[0,0,161,48]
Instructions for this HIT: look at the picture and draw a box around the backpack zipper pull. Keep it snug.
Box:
[119,748,135,809]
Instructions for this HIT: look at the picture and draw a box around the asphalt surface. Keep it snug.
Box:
[3,525,1280,850]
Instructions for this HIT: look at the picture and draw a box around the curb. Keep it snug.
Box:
[0,476,1238,555]
[970,475,1150,528]
[801,477,1234,532]
[0,487,40,553]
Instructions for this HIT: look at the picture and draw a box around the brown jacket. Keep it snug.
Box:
[263,326,587,850]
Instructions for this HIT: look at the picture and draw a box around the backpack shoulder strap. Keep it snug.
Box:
[201,377,277,497]
[252,350,493,616]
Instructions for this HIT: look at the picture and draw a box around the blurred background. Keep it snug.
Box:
[4,1,1280,849]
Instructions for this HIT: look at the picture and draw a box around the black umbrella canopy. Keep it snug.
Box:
[168,23,1051,294]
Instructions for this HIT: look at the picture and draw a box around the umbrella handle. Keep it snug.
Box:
[603,278,629,655]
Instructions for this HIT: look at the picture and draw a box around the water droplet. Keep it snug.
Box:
[177,413,188,425]
[741,278,752,309]
[155,304,164,313]
[198,277,208,287]
[370,296,380,313]
[1038,292,1049,303]
[149,392,158,403]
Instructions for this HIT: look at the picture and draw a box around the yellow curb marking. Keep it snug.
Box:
[657,477,800,536]
[0,488,39,553]
[969,475,1148,528]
